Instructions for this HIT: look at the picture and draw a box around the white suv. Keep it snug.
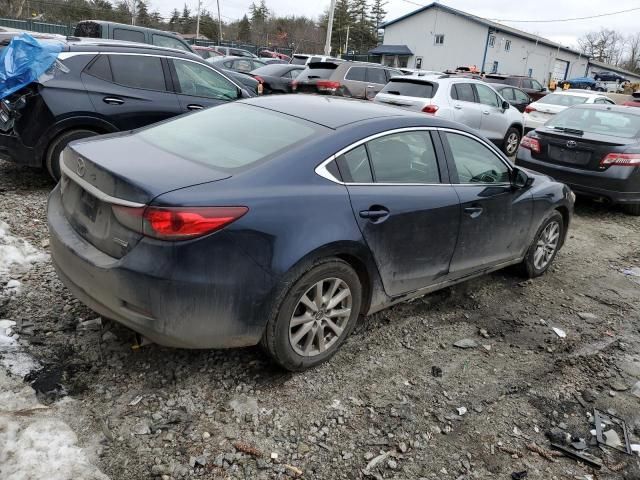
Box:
[373,74,524,156]
[523,90,615,131]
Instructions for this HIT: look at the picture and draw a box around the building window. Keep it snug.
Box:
[491,61,499,74]
[527,68,533,78]
[434,34,445,45]
[488,35,495,48]
[504,40,511,51]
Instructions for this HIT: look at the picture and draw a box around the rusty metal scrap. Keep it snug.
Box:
[526,442,558,462]
[232,441,263,458]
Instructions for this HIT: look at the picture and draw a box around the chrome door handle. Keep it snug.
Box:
[187,104,204,111]
[103,97,124,105]
[482,110,490,115]
[454,104,462,109]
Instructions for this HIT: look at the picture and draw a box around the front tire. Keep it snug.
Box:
[45,129,99,181]
[521,211,564,278]
[622,204,640,216]
[503,127,521,156]
[261,259,362,371]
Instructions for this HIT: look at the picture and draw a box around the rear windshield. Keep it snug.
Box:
[547,108,640,139]
[137,103,325,170]
[485,76,506,84]
[537,93,589,107]
[251,64,289,75]
[296,62,339,81]
[380,79,437,98]
[291,55,309,65]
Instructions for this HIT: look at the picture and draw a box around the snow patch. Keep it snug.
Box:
[0,220,48,277]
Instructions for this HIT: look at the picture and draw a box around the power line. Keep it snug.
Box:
[492,6,640,23]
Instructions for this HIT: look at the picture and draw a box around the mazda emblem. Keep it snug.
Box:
[566,140,577,149]
[76,157,86,177]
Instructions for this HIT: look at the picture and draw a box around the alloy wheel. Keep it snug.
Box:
[289,278,352,357]
[533,221,560,270]
[506,132,520,155]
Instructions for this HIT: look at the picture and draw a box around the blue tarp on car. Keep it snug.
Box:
[0,33,64,99]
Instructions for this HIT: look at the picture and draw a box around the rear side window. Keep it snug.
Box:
[367,132,440,183]
[109,55,166,91]
[152,34,189,51]
[366,68,387,85]
[521,79,533,89]
[137,103,325,170]
[345,66,366,82]
[336,145,373,183]
[173,60,238,100]
[451,83,475,102]
[85,55,112,82]
[380,79,437,98]
[113,28,145,43]
[500,87,515,101]
[310,56,322,63]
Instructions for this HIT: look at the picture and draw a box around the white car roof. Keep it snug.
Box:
[547,90,606,97]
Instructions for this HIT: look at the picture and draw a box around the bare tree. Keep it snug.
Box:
[625,32,640,73]
[578,28,625,66]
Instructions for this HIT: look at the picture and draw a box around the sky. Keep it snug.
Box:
[155,0,640,49]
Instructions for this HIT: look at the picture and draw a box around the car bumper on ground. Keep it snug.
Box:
[48,185,276,349]
[516,149,640,205]
[0,131,39,167]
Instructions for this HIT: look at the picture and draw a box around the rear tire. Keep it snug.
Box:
[503,127,521,156]
[45,129,99,182]
[520,211,564,278]
[261,258,362,371]
[622,204,640,216]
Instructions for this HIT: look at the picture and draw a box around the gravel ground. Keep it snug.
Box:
[1,158,640,480]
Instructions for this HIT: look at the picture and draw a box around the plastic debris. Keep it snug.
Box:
[511,471,528,480]
[552,327,566,338]
[0,33,64,99]
[456,406,467,416]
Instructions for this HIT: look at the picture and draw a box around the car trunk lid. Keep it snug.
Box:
[60,134,230,259]
[292,62,340,94]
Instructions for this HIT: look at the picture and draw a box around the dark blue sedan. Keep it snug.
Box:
[48,95,574,370]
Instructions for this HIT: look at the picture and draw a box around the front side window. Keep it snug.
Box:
[345,66,366,82]
[152,34,189,51]
[173,59,238,100]
[513,89,530,103]
[452,83,475,103]
[113,28,144,43]
[109,55,166,91]
[521,79,533,89]
[367,131,440,183]
[475,84,500,107]
[445,133,510,184]
[500,88,515,101]
[532,79,544,90]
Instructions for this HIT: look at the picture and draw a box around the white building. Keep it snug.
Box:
[379,2,614,86]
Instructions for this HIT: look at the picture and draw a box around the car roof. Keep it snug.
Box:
[65,38,199,58]
[238,95,430,129]
[545,90,605,97]
[573,104,640,115]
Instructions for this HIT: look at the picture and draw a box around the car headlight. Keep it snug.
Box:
[569,190,576,203]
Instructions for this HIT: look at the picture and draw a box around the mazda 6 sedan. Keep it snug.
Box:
[48,95,574,371]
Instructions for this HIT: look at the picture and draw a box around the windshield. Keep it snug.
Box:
[537,93,589,107]
[296,63,339,82]
[380,79,437,98]
[137,103,325,170]
[547,108,640,139]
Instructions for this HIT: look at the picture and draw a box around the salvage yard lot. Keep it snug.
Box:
[1,158,639,479]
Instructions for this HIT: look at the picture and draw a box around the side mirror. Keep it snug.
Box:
[511,167,532,189]
[502,100,510,110]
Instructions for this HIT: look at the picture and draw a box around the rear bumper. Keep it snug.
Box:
[48,185,276,348]
[0,131,39,167]
[523,113,548,131]
[516,149,640,204]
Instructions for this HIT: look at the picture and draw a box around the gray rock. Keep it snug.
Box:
[133,421,151,435]
[398,442,408,453]
[387,459,398,470]
[479,328,490,338]
[582,389,597,402]
[610,380,628,392]
[453,339,478,349]
[577,312,597,321]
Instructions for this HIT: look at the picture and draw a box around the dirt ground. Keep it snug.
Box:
[1,158,640,480]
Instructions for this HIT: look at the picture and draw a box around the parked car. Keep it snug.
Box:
[483,74,547,101]
[209,46,257,58]
[558,77,597,90]
[398,68,443,76]
[0,38,251,180]
[74,20,192,52]
[293,61,402,100]
[623,100,640,107]
[523,90,614,131]
[290,53,340,65]
[517,104,640,215]
[262,58,288,65]
[192,45,223,60]
[373,75,525,155]
[488,83,532,112]
[249,64,305,93]
[209,55,268,73]
[593,71,628,83]
[48,95,573,370]
[258,49,290,61]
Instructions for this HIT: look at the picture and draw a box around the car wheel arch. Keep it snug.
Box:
[554,205,571,247]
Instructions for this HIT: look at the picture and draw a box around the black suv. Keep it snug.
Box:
[0,38,251,180]
[483,74,547,101]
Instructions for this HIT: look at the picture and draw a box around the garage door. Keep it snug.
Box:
[552,59,569,81]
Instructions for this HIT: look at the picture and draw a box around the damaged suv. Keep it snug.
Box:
[0,37,251,180]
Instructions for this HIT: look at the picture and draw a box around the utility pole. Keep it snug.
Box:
[216,0,223,42]
[131,0,136,25]
[195,0,202,40]
[324,0,337,56]
[344,25,350,56]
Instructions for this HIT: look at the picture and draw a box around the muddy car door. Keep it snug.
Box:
[338,130,461,296]
[440,130,533,276]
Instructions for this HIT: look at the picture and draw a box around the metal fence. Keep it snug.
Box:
[0,17,74,35]
[341,54,382,64]
[191,38,293,58]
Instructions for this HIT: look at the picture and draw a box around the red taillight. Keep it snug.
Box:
[113,206,248,241]
[254,75,264,84]
[524,106,536,114]
[600,153,640,167]
[421,104,439,114]
[291,80,298,91]
[316,80,341,93]
[520,136,541,154]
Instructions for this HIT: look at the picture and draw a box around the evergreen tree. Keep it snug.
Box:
[370,0,386,31]
[249,0,269,23]
[136,0,150,27]
[168,8,180,30]
[238,14,251,42]
[349,0,376,53]
[180,4,192,34]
